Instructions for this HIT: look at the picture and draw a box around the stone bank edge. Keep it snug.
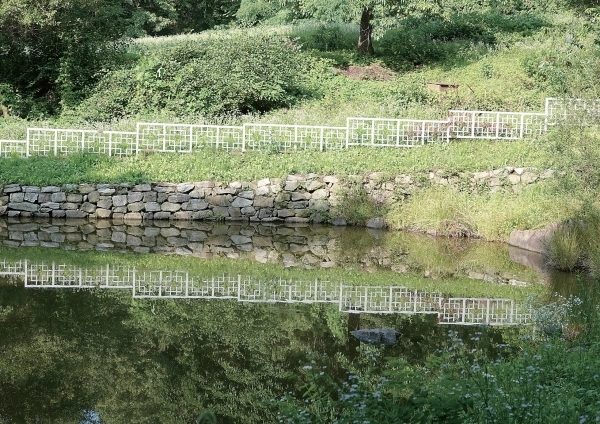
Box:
[0,176,337,223]
[0,168,552,224]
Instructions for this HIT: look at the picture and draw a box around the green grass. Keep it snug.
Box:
[0,139,552,186]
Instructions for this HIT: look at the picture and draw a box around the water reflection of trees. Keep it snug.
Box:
[0,281,520,423]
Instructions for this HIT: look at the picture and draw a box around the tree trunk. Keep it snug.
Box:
[0,105,8,118]
[358,6,374,55]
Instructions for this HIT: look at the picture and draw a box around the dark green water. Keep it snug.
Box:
[0,218,563,423]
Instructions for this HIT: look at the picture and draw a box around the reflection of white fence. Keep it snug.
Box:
[1,259,531,325]
[439,298,529,326]
[0,98,598,157]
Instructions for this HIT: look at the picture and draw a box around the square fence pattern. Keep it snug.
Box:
[347,118,450,147]
[439,298,532,325]
[3,98,599,158]
[137,123,245,152]
[8,259,536,326]
[546,97,600,126]
[448,111,546,139]
[27,129,136,157]
[244,124,346,152]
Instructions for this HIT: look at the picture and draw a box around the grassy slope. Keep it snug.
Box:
[0,11,595,241]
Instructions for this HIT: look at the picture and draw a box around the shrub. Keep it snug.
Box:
[67,34,318,121]
[332,177,386,226]
[235,0,281,27]
[546,223,584,271]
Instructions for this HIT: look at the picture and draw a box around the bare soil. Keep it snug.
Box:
[339,64,395,81]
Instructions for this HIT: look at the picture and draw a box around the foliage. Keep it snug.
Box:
[236,0,285,27]
[332,176,387,225]
[278,285,600,423]
[0,0,133,116]
[67,34,315,121]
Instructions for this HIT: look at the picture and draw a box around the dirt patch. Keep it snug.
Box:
[339,64,395,81]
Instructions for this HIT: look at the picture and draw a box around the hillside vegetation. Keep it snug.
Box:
[2,1,600,248]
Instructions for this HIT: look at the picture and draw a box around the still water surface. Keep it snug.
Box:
[0,218,572,423]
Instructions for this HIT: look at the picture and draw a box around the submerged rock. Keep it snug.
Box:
[352,328,398,345]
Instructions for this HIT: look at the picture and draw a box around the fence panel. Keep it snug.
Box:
[0,140,28,158]
[243,124,346,152]
[339,286,441,314]
[27,129,77,156]
[133,270,190,297]
[137,123,245,152]
[347,118,449,147]
[27,129,136,157]
[187,274,240,298]
[137,123,193,153]
[83,131,137,157]
[546,97,600,126]
[438,298,530,325]
[192,125,244,151]
[448,111,546,139]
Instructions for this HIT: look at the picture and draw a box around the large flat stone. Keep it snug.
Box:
[8,202,39,212]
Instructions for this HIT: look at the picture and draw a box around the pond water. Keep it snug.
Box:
[0,218,573,423]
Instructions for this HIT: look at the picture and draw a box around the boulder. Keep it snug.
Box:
[366,217,386,229]
[352,328,398,345]
[508,223,558,254]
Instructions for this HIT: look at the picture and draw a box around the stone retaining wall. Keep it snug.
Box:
[0,167,552,223]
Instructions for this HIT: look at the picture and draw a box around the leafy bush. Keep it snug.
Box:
[235,0,281,27]
[295,23,357,52]
[377,26,447,70]
[332,177,387,225]
[67,35,318,121]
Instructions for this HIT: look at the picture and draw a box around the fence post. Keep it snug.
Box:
[242,124,246,152]
[520,114,525,139]
[135,123,140,155]
[371,119,375,146]
[496,112,500,139]
[345,118,350,149]
[414,289,418,313]
[108,133,113,157]
[54,130,58,156]
[216,126,220,151]
[319,127,324,152]
[544,98,550,131]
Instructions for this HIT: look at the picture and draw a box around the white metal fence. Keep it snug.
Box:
[447,111,547,139]
[1,259,531,325]
[545,97,600,126]
[0,98,596,158]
